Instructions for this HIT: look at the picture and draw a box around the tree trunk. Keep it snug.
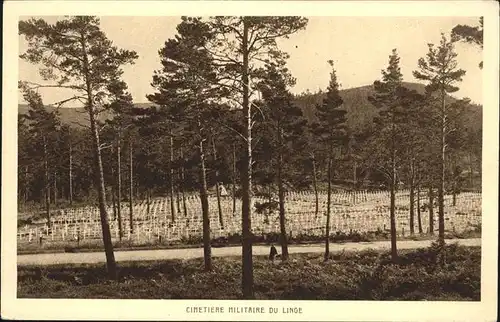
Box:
[428,186,434,235]
[417,182,422,234]
[452,181,457,206]
[43,137,51,227]
[111,165,117,222]
[390,132,398,261]
[198,120,212,271]
[438,91,446,244]
[324,156,332,261]
[146,155,151,218]
[176,180,181,214]
[452,165,457,206]
[351,158,357,204]
[69,143,73,206]
[80,36,116,278]
[24,166,29,204]
[452,158,457,206]
[53,171,57,204]
[18,174,22,205]
[129,139,134,234]
[477,153,481,188]
[469,152,474,188]
[409,159,415,235]
[211,135,224,229]
[312,153,319,217]
[353,159,357,185]
[86,93,116,279]
[241,19,254,299]
[147,188,151,216]
[169,133,176,222]
[277,131,289,261]
[117,134,123,238]
[175,154,181,214]
[180,147,188,217]
[232,143,237,216]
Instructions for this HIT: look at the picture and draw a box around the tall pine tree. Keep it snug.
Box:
[19,16,138,279]
[368,49,406,261]
[257,62,307,261]
[312,60,348,261]
[19,87,61,225]
[147,16,223,271]
[207,16,308,298]
[105,79,136,238]
[413,34,466,245]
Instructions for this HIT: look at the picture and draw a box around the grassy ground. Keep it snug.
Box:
[17,228,481,254]
[18,243,481,300]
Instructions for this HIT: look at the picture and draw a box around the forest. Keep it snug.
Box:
[17,16,483,299]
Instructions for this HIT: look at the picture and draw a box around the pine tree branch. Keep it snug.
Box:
[21,81,86,91]
[212,120,247,143]
[99,143,113,151]
[52,96,87,108]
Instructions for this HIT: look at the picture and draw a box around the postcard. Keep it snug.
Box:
[2,1,498,321]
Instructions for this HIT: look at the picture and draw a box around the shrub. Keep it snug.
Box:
[180,235,203,245]
[17,246,481,300]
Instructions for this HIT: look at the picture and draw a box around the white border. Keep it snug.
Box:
[2,1,499,321]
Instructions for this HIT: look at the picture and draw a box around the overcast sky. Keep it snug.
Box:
[18,16,483,105]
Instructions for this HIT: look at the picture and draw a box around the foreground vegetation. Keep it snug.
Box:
[18,243,480,300]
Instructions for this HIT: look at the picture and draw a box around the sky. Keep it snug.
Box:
[18,16,483,106]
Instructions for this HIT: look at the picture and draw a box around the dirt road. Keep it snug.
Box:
[17,238,481,266]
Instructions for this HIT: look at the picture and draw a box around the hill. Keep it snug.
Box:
[18,82,482,134]
[17,104,114,126]
[293,82,482,134]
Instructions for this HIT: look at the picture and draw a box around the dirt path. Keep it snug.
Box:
[17,238,481,266]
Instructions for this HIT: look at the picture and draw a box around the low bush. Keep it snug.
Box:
[18,244,480,300]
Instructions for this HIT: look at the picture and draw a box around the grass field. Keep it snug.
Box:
[18,242,480,300]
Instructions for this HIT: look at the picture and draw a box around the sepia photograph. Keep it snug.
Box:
[2,1,499,321]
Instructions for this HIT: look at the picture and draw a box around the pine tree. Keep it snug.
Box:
[19,87,61,225]
[398,89,427,236]
[18,116,31,205]
[207,16,308,298]
[413,34,466,245]
[257,62,307,261]
[105,79,136,238]
[367,49,406,261]
[19,16,138,279]
[444,98,474,205]
[311,60,348,261]
[209,130,224,229]
[147,16,223,271]
[58,125,74,206]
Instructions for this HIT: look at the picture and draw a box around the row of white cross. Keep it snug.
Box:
[18,191,481,244]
